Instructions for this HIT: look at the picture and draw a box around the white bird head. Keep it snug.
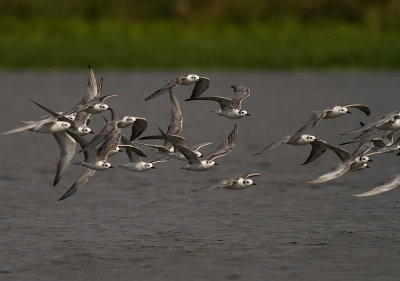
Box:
[77,125,92,135]
[144,162,154,169]
[301,134,316,143]
[54,121,71,132]
[99,160,113,169]
[355,156,370,163]
[118,116,137,127]
[65,113,76,121]
[333,106,349,115]
[203,159,216,168]
[186,74,199,82]
[93,103,108,111]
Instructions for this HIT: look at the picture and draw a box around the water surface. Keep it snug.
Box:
[1,71,400,281]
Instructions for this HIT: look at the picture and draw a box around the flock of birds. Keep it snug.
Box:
[2,66,400,200]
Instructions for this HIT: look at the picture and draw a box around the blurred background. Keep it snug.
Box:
[1,0,400,69]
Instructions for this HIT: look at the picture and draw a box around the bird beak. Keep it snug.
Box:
[245,113,251,116]
[151,166,156,169]
[214,163,219,165]
[252,183,257,185]
[89,131,95,134]
[346,111,352,114]
[368,159,373,162]
[365,165,370,168]
[109,166,114,168]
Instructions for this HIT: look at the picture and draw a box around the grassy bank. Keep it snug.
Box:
[1,20,400,69]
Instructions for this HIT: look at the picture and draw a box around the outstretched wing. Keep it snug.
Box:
[145,77,182,101]
[205,124,238,161]
[189,77,210,99]
[305,161,352,184]
[1,118,56,135]
[130,117,148,141]
[301,139,327,165]
[185,96,232,111]
[231,85,250,108]
[253,136,290,156]
[83,65,99,103]
[292,110,327,139]
[58,168,96,201]
[354,174,400,197]
[345,104,371,116]
[167,91,183,136]
[52,131,76,186]
[174,143,202,164]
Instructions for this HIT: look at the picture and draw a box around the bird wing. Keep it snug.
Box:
[292,110,326,139]
[120,135,147,161]
[136,142,172,154]
[242,172,261,179]
[83,65,99,103]
[305,161,352,184]
[167,90,183,136]
[98,94,118,103]
[190,141,213,151]
[149,156,175,164]
[145,77,182,101]
[230,85,250,108]
[209,179,235,190]
[52,131,76,186]
[301,139,327,165]
[353,174,400,197]
[185,96,232,110]
[253,136,290,156]
[58,168,96,201]
[1,118,56,135]
[326,143,351,162]
[130,117,148,141]
[97,130,122,161]
[205,124,238,161]
[342,113,396,135]
[79,122,116,153]
[74,111,91,127]
[189,77,210,99]
[26,98,76,128]
[174,143,202,164]
[345,104,371,116]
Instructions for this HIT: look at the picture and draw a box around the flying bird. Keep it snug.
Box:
[145,74,209,101]
[185,85,251,119]
[168,124,238,171]
[208,173,261,190]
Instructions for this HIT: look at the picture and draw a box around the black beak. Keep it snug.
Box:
[109,166,114,169]
[151,166,156,169]
[89,131,95,134]
[365,165,370,168]
[214,163,219,165]
[246,113,251,116]
[368,159,373,162]
[346,111,352,114]
[252,183,257,185]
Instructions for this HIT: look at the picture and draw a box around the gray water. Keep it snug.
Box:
[1,71,400,281]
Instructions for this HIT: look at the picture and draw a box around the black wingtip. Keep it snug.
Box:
[53,178,59,187]
[58,185,77,201]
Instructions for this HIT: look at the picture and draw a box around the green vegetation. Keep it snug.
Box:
[1,0,400,69]
[1,20,400,69]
